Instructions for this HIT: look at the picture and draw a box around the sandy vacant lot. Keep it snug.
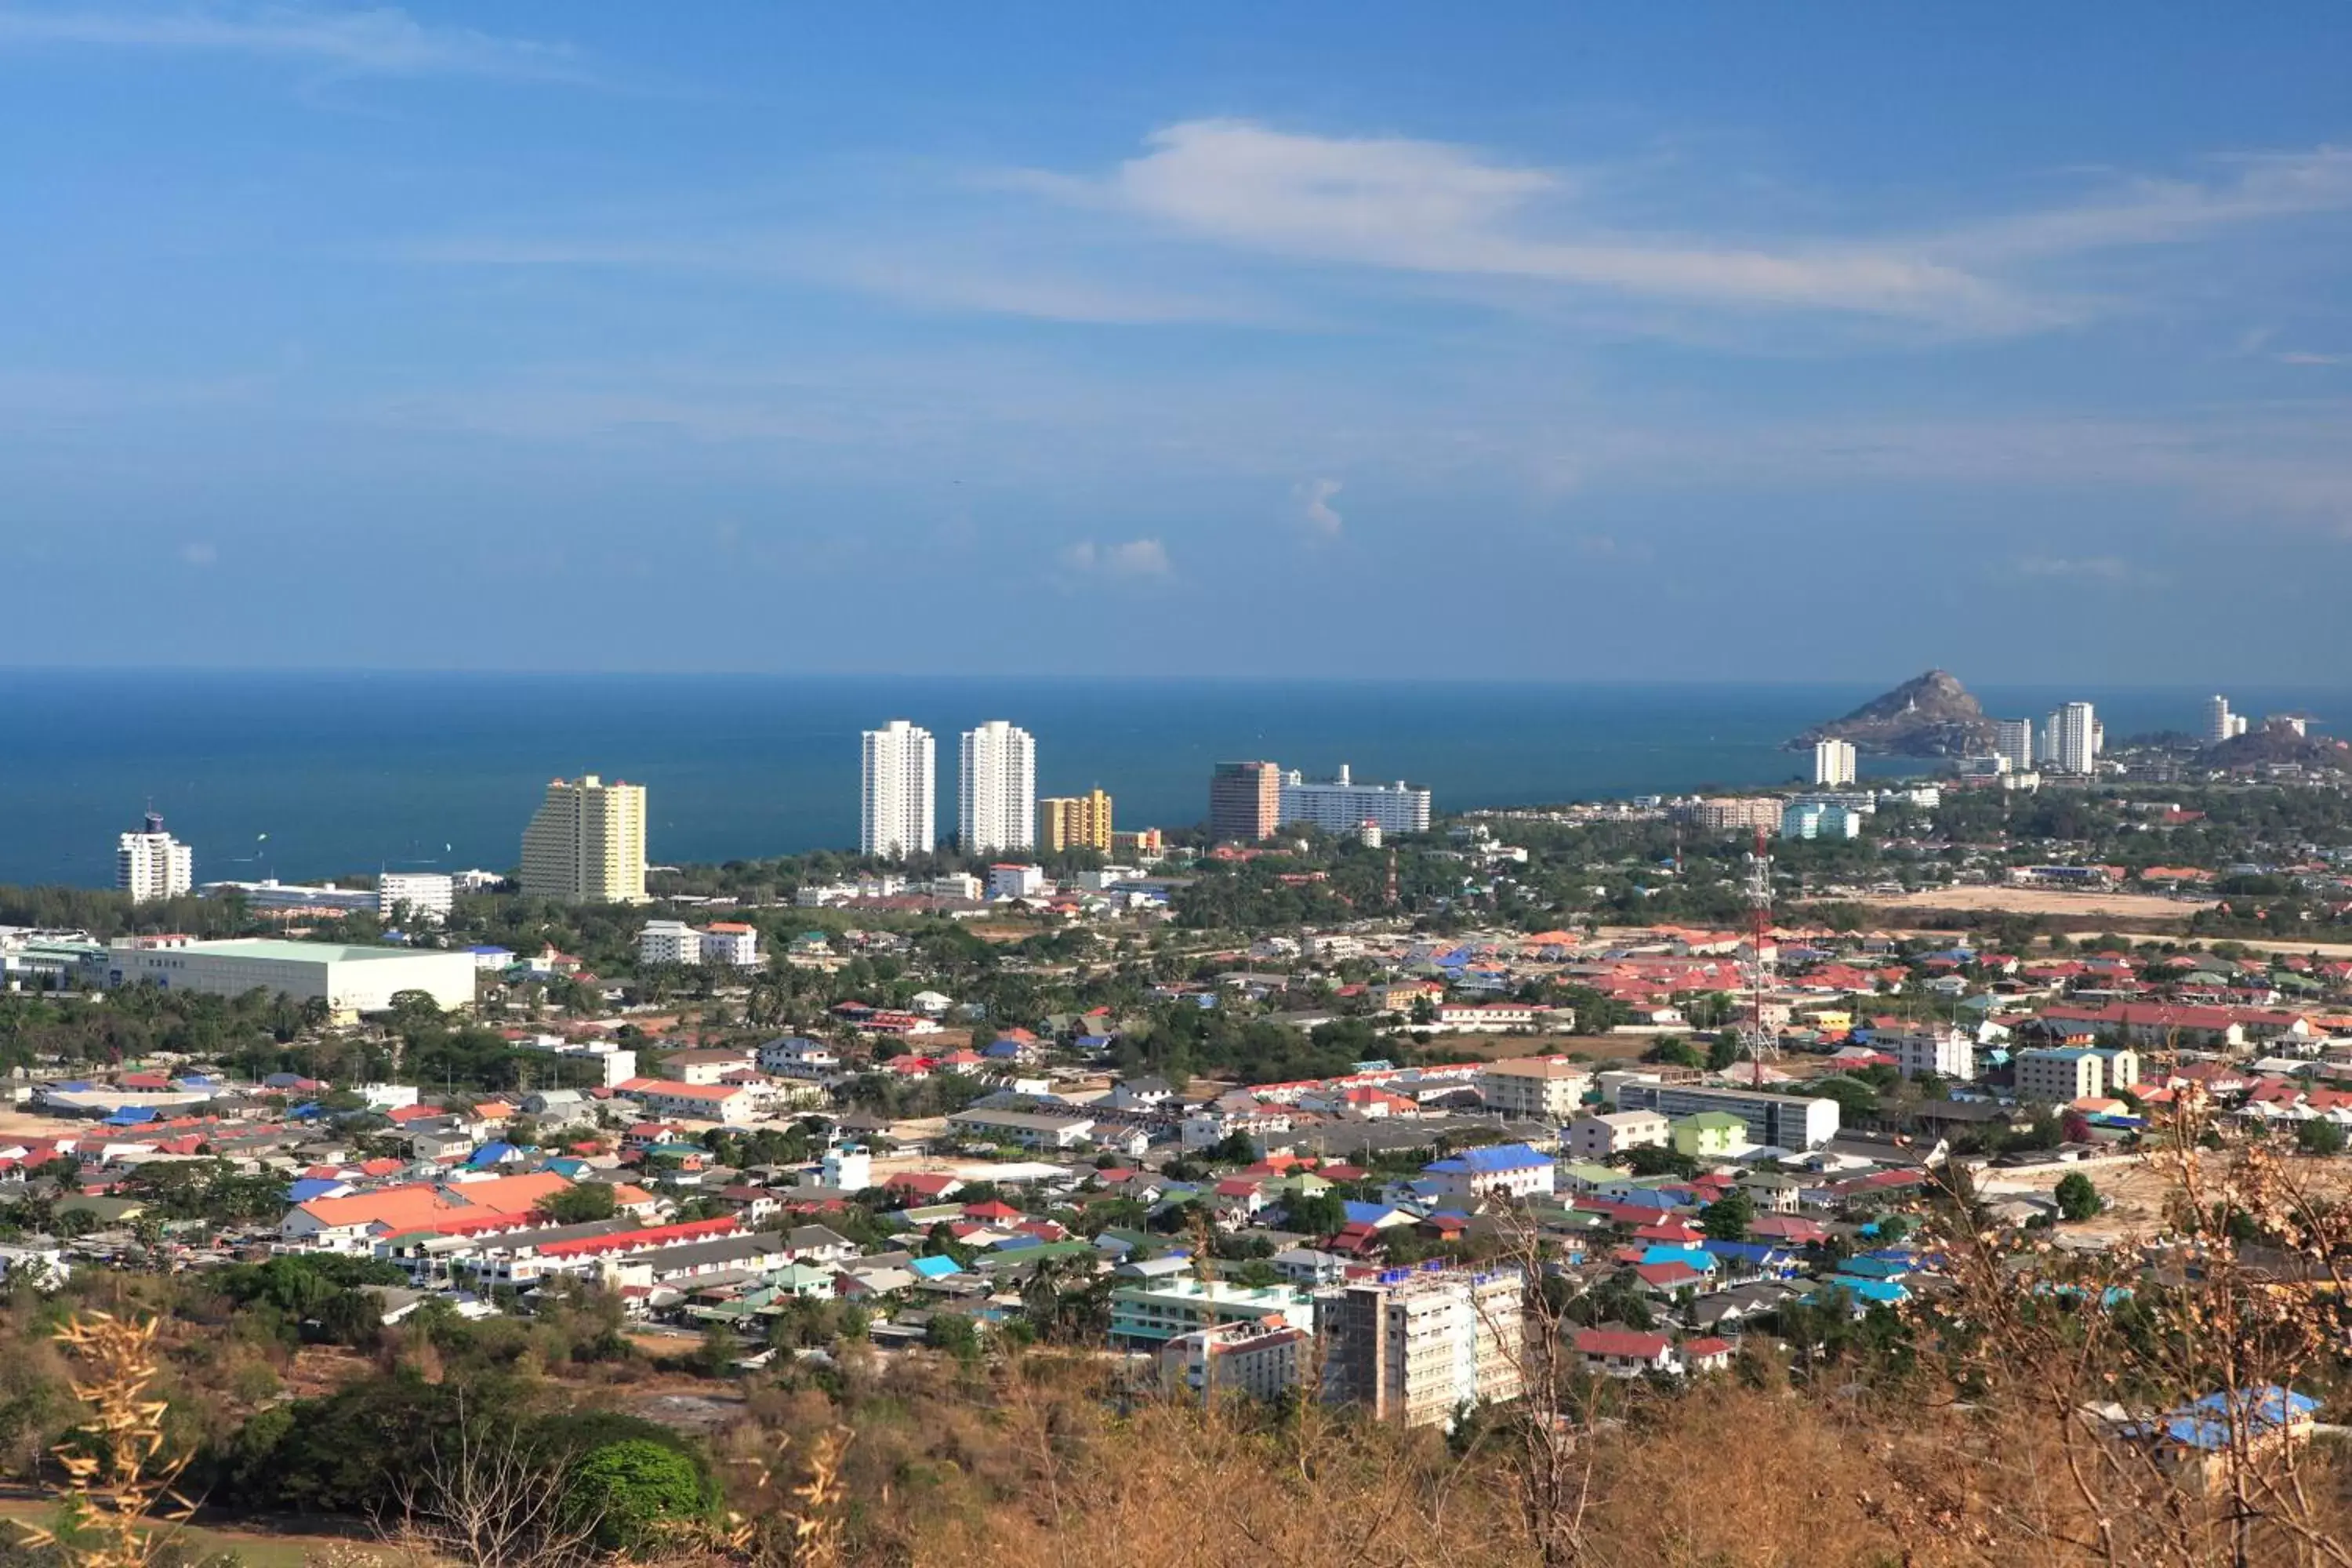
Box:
[0,1109,96,1141]
[1861,885,2216,922]
[1420,1033,1657,1064]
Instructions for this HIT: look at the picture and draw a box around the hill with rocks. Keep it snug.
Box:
[1790,670,1997,758]
[2201,720,2348,771]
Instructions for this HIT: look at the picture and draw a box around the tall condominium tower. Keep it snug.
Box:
[2205,695,2249,746]
[959,720,1036,855]
[1037,789,1113,854]
[116,811,193,903]
[861,720,937,858]
[1812,739,1858,788]
[1992,718,2035,770]
[1209,760,1283,844]
[520,775,648,904]
[2053,702,2098,775]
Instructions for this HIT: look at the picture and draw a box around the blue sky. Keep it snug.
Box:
[4,5,2350,682]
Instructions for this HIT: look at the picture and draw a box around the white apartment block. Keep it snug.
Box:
[986,863,1047,899]
[1566,1110,1671,1160]
[2014,1047,2104,1105]
[698,922,760,967]
[1813,739,1857,788]
[1992,719,2035,770]
[1885,1025,1977,1082]
[1279,764,1432,835]
[1477,1057,1593,1120]
[1782,802,1864,840]
[959,720,1036,855]
[116,813,192,903]
[377,873,455,924]
[861,720,936,858]
[637,920,762,969]
[637,920,704,966]
[1321,1266,1524,1428]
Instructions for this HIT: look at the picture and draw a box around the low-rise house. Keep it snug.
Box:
[1574,1328,1679,1378]
[946,1108,1097,1151]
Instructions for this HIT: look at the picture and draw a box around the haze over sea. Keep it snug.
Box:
[2,671,2342,892]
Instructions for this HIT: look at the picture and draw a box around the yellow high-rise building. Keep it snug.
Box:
[1036,789,1113,854]
[520,775,648,904]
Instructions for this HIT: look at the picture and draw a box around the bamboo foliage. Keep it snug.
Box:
[12,1310,194,1568]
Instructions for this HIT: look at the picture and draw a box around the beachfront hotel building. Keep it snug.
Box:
[377,872,455,923]
[959,720,1036,855]
[1279,765,1432,836]
[116,812,193,903]
[1813,739,1857,787]
[1037,789,1112,854]
[1209,760,1283,844]
[519,775,648,904]
[861,720,936,858]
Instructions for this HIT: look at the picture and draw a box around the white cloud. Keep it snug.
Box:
[1295,477,1344,538]
[1061,537,1170,579]
[1939,147,2352,263]
[179,541,218,567]
[0,5,583,78]
[1022,119,2030,328]
[2276,350,2348,366]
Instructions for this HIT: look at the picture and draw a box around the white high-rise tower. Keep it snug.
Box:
[861,720,936,858]
[117,811,193,903]
[1992,719,2034,770]
[959,720,1036,855]
[1812,739,1857,788]
[2205,695,2249,746]
[2055,702,2098,775]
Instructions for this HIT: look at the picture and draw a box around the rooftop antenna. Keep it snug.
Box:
[1740,826,1779,1088]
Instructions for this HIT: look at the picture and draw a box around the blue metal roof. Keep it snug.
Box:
[1822,1275,1910,1304]
[1700,1240,1794,1266]
[1342,1200,1399,1225]
[909,1254,963,1278]
[1639,1245,1716,1272]
[2140,1386,2318,1451]
[1425,1142,1553,1175]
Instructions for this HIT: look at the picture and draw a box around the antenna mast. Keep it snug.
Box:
[1740,824,1778,1087]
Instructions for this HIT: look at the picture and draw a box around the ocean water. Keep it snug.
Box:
[0,671,2339,890]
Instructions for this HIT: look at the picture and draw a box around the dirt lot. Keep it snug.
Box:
[1418,1033,1657,1064]
[1862,885,2216,923]
[0,1109,94,1141]
[1975,1152,2352,1247]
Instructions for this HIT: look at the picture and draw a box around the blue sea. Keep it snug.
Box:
[0,671,2340,890]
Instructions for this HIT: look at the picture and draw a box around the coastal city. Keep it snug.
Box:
[9,7,2352,1561]
[2,669,2351,1557]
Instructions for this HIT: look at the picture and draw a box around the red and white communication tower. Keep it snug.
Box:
[1740,825,1778,1085]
